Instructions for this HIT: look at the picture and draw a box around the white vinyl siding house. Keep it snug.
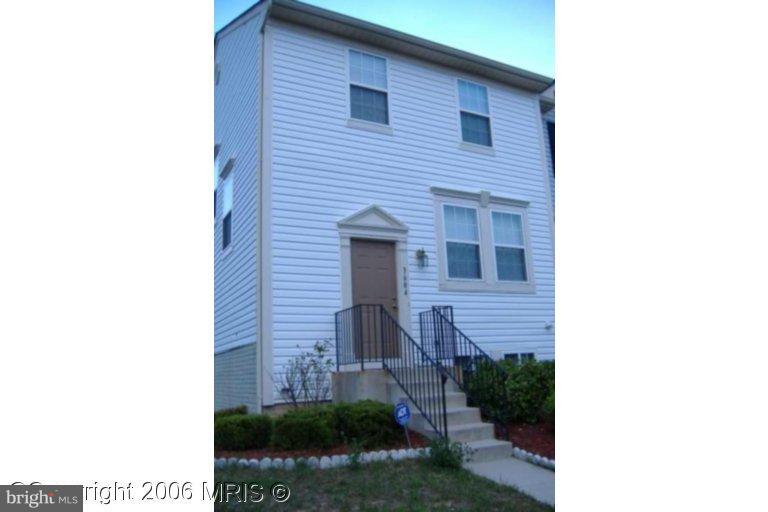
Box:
[213,3,267,412]
[214,0,554,411]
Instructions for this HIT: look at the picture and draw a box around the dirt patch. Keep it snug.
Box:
[497,423,555,460]
[215,429,429,460]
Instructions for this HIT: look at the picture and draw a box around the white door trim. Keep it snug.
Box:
[337,205,411,333]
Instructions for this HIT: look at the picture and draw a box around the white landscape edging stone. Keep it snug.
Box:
[511,446,555,471]
[215,447,431,471]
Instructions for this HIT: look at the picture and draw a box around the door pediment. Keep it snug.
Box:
[337,205,408,233]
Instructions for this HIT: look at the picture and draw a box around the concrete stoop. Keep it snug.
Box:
[385,373,513,463]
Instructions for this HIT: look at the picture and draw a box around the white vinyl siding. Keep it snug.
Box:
[458,79,492,146]
[214,5,266,356]
[348,49,389,124]
[267,21,555,400]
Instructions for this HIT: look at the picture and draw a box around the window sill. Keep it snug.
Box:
[347,118,394,135]
[439,279,535,294]
[458,141,495,156]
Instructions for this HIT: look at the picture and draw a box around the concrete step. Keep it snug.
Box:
[410,420,495,443]
[386,379,460,395]
[465,438,514,463]
[410,406,481,431]
[445,422,496,443]
[389,390,468,410]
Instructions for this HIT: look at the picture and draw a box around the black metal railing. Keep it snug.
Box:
[419,306,511,433]
[380,306,449,439]
[335,304,393,370]
[334,304,449,439]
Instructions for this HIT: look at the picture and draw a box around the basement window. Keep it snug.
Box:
[504,353,535,364]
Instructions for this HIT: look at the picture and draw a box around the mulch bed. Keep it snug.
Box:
[496,422,555,460]
[215,429,429,460]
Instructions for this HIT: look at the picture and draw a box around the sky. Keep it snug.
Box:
[214,0,554,78]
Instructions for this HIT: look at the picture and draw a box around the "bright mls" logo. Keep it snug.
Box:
[0,486,81,512]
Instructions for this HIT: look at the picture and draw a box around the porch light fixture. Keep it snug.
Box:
[415,248,429,268]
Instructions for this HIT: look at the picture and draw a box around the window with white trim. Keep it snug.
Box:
[214,155,220,218]
[492,211,527,282]
[443,205,482,279]
[434,190,534,293]
[458,79,492,146]
[349,50,389,125]
[221,174,233,250]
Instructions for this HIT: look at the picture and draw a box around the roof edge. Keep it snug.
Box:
[217,0,553,93]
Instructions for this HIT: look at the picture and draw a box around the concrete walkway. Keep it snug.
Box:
[465,457,555,507]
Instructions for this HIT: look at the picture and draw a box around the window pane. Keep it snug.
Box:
[223,212,232,250]
[496,246,527,281]
[222,175,233,214]
[349,50,387,89]
[447,242,481,279]
[460,112,492,146]
[492,211,524,246]
[458,80,489,114]
[444,205,479,241]
[350,85,388,124]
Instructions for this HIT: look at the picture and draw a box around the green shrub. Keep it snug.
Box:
[465,360,514,425]
[505,360,555,423]
[214,405,247,418]
[540,391,555,431]
[214,414,272,451]
[427,438,470,469]
[333,400,401,449]
[272,408,334,450]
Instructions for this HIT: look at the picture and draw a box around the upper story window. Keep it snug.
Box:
[434,188,534,293]
[348,50,389,125]
[221,173,233,250]
[213,154,220,218]
[458,79,492,147]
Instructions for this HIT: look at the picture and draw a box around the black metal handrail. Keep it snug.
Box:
[334,304,449,439]
[419,306,511,433]
[380,306,449,439]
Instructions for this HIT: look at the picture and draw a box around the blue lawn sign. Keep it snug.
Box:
[395,401,412,448]
[395,402,411,426]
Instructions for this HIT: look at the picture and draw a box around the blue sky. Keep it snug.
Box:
[215,0,554,77]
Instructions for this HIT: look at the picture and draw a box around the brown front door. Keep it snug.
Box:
[351,239,399,359]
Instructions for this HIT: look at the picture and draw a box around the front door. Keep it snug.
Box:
[351,239,399,359]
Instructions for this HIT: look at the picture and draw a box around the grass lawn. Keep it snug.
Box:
[214,459,553,511]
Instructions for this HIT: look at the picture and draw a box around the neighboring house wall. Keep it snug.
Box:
[265,20,555,402]
[542,110,555,214]
[213,6,265,412]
